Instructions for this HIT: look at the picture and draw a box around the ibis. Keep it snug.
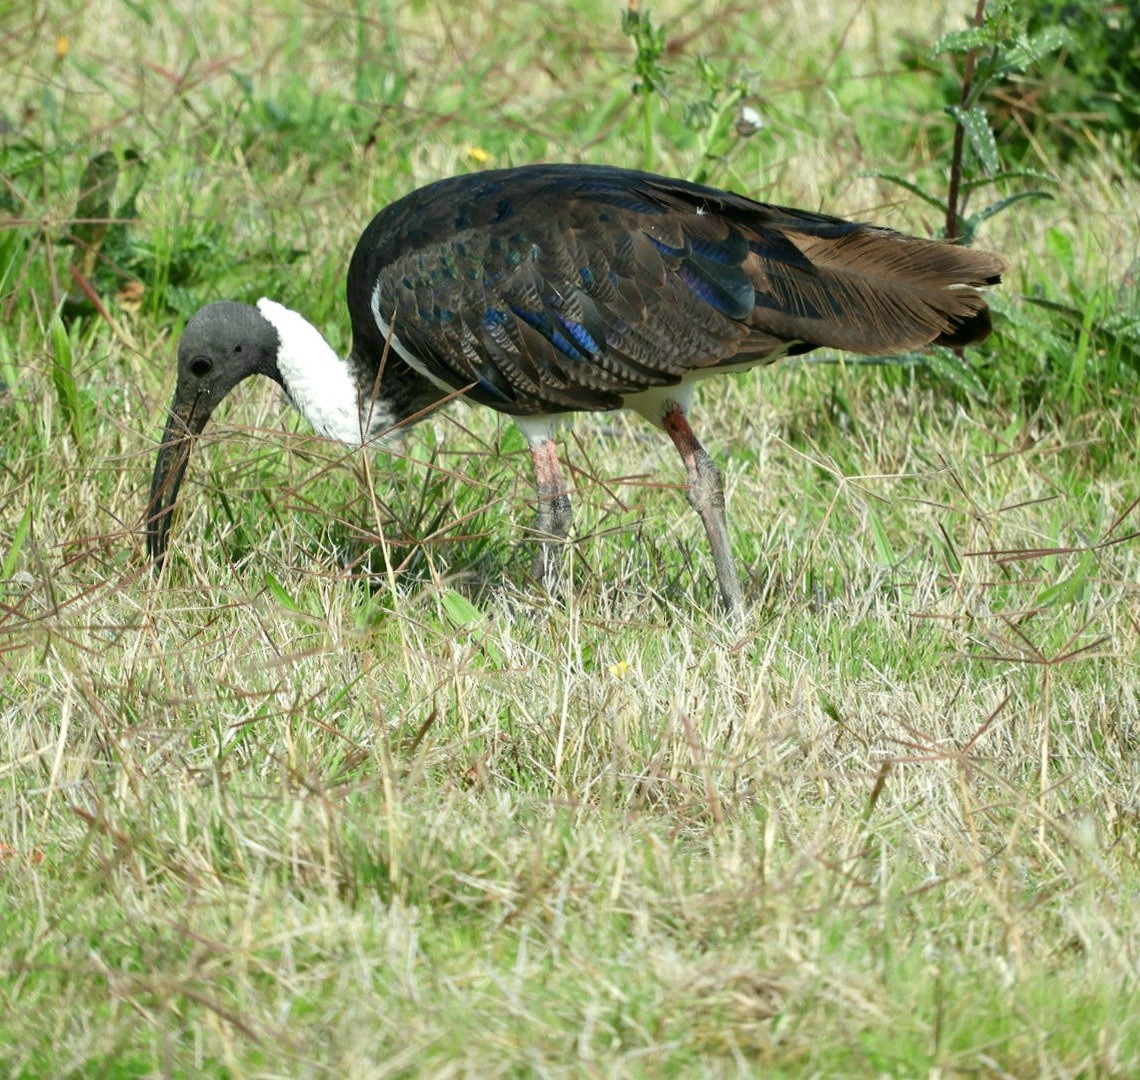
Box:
[146,163,1003,613]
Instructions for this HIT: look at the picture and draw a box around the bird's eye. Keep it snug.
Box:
[233,344,243,354]
[190,357,212,378]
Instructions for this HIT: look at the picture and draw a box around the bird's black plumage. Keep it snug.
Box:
[347,164,1002,422]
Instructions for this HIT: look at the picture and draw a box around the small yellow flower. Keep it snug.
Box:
[465,146,491,164]
[608,661,630,679]
[55,35,69,60]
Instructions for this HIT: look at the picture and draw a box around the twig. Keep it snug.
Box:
[945,0,988,240]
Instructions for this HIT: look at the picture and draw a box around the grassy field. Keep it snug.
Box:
[3,0,1140,1074]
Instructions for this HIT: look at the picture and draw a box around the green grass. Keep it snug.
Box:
[3,0,1140,1075]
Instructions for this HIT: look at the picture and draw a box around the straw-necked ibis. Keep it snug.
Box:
[146,163,1003,613]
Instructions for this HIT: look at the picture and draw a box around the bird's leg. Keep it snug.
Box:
[527,436,572,588]
[661,405,744,615]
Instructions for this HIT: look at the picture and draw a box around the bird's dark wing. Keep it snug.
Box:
[360,168,760,414]
[351,165,1004,416]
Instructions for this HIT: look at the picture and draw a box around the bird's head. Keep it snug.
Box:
[146,301,283,570]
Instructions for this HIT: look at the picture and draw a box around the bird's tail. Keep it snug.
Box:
[741,213,1005,355]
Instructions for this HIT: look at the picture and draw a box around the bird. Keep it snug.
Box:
[146,163,1004,614]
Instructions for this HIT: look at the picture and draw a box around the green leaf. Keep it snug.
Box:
[441,590,481,628]
[966,189,1053,230]
[1002,27,1068,75]
[929,27,990,58]
[49,316,85,446]
[264,571,301,613]
[867,510,896,567]
[1035,548,1095,609]
[949,105,1000,174]
[958,168,1057,193]
[440,591,504,666]
[866,172,946,213]
[2,503,31,580]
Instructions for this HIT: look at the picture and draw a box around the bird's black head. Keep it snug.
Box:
[175,300,283,401]
[146,301,283,570]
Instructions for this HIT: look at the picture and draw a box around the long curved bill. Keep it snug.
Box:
[145,386,215,571]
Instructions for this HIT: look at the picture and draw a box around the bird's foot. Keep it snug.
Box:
[531,536,571,596]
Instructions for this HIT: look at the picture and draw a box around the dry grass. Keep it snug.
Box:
[2,0,1140,1075]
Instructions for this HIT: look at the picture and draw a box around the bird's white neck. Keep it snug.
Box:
[256,298,394,445]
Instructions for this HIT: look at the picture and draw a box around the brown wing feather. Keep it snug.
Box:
[743,223,1004,354]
